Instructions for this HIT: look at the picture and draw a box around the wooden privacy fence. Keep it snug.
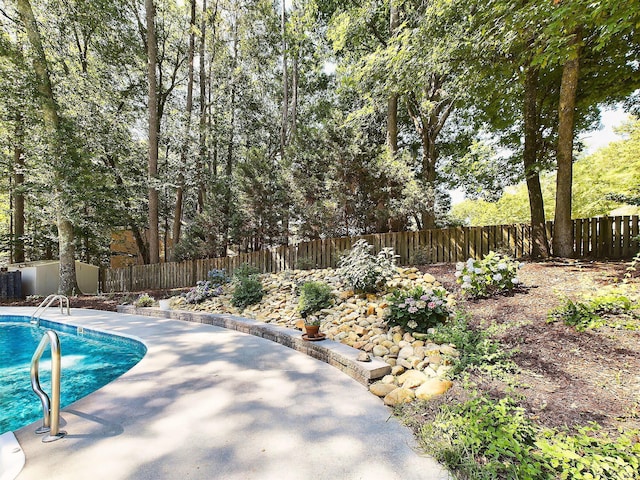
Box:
[102,215,639,293]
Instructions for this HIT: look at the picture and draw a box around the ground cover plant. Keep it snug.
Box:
[548,291,639,331]
[183,281,224,304]
[413,394,640,480]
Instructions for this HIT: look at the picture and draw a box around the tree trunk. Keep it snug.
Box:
[222,15,238,257]
[406,84,453,230]
[280,0,288,158]
[13,114,25,263]
[553,31,582,258]
[523,66,550,258]
[290,54,298,140]
[17,0,79,293]
[197,0,208,211]
[57,214,79,294]
[420,133,437,229]
[386,0,399,154]
[146,0,160,264]
[172,0,197,254]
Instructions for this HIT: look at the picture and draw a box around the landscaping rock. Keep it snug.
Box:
[370,383,397,397]
[357,352,371,362]
[373,345,390,357]
[383,387,415,406]
[398,370,428,389]
[415,379,453,400]
[176,266,459,392]
[439,344,460,357]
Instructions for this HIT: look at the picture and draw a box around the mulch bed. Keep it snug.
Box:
[423,260,640,434]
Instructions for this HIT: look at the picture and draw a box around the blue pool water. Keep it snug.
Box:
[0,316,146,434]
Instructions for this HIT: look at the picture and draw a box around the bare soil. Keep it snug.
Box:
[3,260,639,434]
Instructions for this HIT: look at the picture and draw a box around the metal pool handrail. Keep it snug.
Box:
[30,295,70,325]
[30,330,67,442]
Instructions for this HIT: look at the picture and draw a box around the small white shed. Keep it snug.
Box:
[8,260,99,296]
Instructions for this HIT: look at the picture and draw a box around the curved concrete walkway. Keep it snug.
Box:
[3,307,449,480]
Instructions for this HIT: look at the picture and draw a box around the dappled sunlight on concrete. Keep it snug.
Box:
[3,307,449,480]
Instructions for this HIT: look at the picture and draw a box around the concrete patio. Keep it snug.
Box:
[3,306,449,480]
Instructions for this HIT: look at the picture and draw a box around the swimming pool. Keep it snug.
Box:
[0,316,146,435]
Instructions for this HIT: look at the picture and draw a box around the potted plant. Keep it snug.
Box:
[297,281,333,340]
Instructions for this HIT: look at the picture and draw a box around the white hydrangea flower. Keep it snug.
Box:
[474,268,482,274]
[498,263,507,270]
[493,273,503,281]
[466,258,475,269]
[463,275,471,283]
[407,320,418,329]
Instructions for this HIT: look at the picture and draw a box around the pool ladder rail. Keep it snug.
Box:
[30,330,67,442]
[30,294,70,326]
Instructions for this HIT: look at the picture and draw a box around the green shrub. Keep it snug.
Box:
[231,276,264,310]
[537,425,640,479]
[386,285,451,333]
[420,396,640,480]
[296,257,315,270]
[134,293,155,307]
[297,281,333,319]
[548,293,637,331]
[455,251,522,298]
[410,246,432,265]
[207,269,230,287]
[421,396,545,480]
[233,263,260,280]
[337,239,396,293]
[428,315,515,378]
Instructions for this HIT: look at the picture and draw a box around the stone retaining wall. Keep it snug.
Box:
[118,305,391,386]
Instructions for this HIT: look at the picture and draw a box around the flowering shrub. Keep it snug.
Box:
[385,285,452,333]
[183,281,224,304]
[207,269,230,287]
[337,239,397,293]
[455,251,522,298]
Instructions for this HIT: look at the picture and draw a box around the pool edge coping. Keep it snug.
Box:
[117,305,390,385]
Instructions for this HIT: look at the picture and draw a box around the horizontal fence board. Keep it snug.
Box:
[101,216,640,292]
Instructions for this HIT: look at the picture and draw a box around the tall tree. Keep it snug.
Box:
[553,29,581,257]
[15,0,80,293]
[386,0,398,154]
[172,0,197,251]
[523,65,551,258]
[145,0,160,264]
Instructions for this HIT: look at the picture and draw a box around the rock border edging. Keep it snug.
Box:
[117,305,391,385]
